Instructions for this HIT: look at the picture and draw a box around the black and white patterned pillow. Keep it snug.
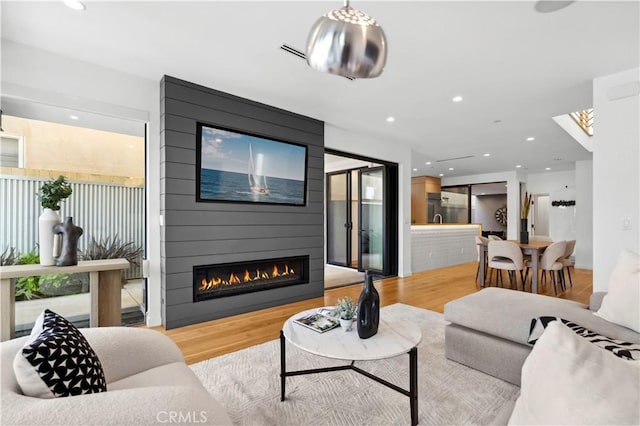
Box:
[528,316,640,361]
[13,309,107,398]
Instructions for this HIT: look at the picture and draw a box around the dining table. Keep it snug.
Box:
[477,240,551,294]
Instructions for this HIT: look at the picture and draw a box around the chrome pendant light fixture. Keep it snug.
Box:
[306,0,387,79]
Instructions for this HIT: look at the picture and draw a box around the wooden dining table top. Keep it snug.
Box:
[507,240,552,250]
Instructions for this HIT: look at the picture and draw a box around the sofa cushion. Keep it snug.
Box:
[595,249,640,333]
[109,361,205,391]
[508,321,640,425]
[528,316,640,360]
[13,310,107,398]
[444,288,640,346]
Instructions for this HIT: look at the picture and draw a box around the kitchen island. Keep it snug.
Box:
[411,224,481,273]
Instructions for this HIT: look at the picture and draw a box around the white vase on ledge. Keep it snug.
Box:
[39,208,60,266]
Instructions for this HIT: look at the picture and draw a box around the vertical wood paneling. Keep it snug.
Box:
[0,176,144,278]
[161,75,325,329]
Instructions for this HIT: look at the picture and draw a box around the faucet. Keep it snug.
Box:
[433,214,443,224]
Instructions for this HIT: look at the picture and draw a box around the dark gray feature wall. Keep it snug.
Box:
[160,76,324,329]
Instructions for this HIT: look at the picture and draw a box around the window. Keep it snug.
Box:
[0,132,24,167]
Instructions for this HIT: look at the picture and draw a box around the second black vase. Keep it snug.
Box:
[357,270,380,339]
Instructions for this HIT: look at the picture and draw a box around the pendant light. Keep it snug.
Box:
[306,0,387,79]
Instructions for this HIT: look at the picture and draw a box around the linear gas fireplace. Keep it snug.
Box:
[193,255,309,302]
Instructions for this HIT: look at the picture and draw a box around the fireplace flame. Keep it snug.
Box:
[199,264,295,291]
[199,263,299,292]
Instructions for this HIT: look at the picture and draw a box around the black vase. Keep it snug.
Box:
[357,270,380,339]
[520,218,529,244]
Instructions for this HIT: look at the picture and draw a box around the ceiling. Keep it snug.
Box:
[1,1,638,178]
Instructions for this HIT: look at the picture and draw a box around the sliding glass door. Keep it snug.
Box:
[359,167,384,272]
[327,167,387,274]
[327,171,350,267]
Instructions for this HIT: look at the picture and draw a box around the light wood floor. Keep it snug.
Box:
[157,262,592,365]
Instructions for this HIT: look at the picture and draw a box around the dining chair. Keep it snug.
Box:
[561,239,576,287]
[535,240,567,295]
[488,240,526,291]
[475,236,490,285]
[488,235,503,241]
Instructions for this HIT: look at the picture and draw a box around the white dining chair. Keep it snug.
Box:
[535,241,567,295]
[561,239,576,287]
[475,236,490,285]
[488,240,526,291]
[488,235,503,241]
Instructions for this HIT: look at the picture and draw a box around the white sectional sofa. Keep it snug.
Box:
[444,288,640,386]
[1,327,232,425]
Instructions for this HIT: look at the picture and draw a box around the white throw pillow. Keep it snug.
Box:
[595,249,640,333]
[509,321,640,425]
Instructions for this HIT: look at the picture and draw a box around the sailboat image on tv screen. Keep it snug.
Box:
[248,144,270,195]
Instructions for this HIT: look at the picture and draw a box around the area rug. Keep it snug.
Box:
[324,264,365,289]
[190,303,519,425]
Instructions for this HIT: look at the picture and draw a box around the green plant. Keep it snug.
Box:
[81,235,143,266]
[335,297,357,320]
[38,175,72,210]
[13,250,77,300]
[0,246,19,266]
[15,250,41,300]
[521,191,532,219]
[81,235,143,284]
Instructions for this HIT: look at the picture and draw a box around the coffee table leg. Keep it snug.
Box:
[280,330,286,401]
[409,347,418,426]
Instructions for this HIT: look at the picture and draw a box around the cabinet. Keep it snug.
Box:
[411,176,441,224]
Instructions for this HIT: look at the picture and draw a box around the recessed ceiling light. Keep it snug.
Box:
[452,95,463,103]
[69,115,79,120]
[425,161,431,165]
[439,173,444,177]
[516,165,522,168]
[483,153,490,157]
[526,137,535,141]
[448,167,454,171]
[386,116,395,123]
[545,167,552,171]
[412,168,417,172]
[64,0,86,11]
[481,193,486,195]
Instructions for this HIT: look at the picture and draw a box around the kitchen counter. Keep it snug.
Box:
[411,224,481,273]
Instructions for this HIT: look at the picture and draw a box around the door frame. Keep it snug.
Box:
[326,169,353,268]
[325,149,398,276]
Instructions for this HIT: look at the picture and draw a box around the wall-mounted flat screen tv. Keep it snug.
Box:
[196,123,308,206]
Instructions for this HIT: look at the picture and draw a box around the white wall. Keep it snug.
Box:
[592,68,640,291]
[1,40,163,327]
[442,171,521,240]
[324,125,413,276]
[575,160,593,269]
[526,170,577,243]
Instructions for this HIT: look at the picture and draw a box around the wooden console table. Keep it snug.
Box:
[0,259,130,341]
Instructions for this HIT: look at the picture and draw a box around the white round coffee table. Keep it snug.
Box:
[280,307,422,425]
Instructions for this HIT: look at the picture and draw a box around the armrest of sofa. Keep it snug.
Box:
[1,385,232,425]
[589,292,607,311]
[80,327,185,384]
